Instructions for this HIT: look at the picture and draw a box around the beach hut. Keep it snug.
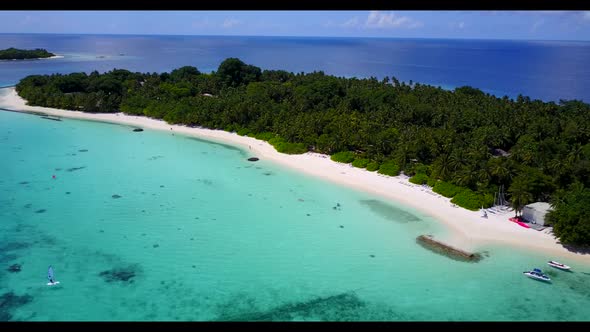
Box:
[521,202,552,226]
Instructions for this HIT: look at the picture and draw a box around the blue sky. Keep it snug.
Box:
[1,11,590,40]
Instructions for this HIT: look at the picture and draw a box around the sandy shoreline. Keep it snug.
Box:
[1,86,588,263]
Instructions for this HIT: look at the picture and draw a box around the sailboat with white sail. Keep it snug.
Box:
[47,265,60,286]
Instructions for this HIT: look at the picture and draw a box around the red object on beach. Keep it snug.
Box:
[509,217,530,229]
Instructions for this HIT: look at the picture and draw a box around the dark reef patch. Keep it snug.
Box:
[7,264,22,273]
[186,136,246,155]
[112,194,122,199]
[196,179,213,185]
[0,292,33,321]
[23,203,32,209]
[216,291,366,321]
[98,265,140,283]
[34,209,46,214]
[360,199,420,223]
[18,181,29,185]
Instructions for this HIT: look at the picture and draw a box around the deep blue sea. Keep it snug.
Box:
[1,34,589,103]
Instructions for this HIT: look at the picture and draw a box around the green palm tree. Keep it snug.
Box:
[488,158,510,184]
[433,154,451,180]
[508,176,534,217]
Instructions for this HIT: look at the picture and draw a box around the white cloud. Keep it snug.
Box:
[20,15,38,26]
[449,21,465,30]
[531,20,544,32]
[365,11,423,29]
[191,19,211,29]
[538,10,567,15]
[222,18,240,29]
[342,17,359,28]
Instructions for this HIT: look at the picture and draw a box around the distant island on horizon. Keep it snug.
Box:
[0,47,54,60]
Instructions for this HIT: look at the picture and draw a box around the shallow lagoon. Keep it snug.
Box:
[1,110,589,321]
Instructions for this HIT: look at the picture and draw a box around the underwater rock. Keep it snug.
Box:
[247,157,259,162]
[98,266,138,283]
[18,181,29,185]
[34,209,46,214]
[23,203,32,209]
[133,128,143,132]
[216,290,365,321]
[416,235,483,263]
[65,192,71,195]
[112,194,122,199]
[153,244,159,248]
[369,255,375,258]
[7,264,21,273]
[339,225,344,229]
[0,292,33,321]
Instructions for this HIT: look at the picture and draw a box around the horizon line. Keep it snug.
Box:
[1,32,589,43]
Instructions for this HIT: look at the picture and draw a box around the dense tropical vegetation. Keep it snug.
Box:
[0,48,54,60]
[15,57,590,246]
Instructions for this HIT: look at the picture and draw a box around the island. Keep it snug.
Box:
[12,57,590,248]
[0,47,55,60]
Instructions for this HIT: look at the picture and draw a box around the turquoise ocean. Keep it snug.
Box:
[1,109,589,321]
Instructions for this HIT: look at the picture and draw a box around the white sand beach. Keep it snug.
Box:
[1,86,588,263]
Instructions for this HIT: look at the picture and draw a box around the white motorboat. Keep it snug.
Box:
[523,268,551,282]
[547,260,571,271]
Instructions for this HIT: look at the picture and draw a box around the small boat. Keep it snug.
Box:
[47,265,60,286]
[523,268,551,282]
[547,260,571,271]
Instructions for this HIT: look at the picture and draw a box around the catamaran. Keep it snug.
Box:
[547,260,571,271]
[523,268,551,282]
[47,265,60,286]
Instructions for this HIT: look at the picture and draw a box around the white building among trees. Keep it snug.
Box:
[522,202,552,226]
